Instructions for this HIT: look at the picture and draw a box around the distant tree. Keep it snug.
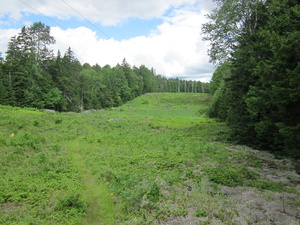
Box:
[121,58,139,98]
[3,22,59,108]
[1,22,203,113]
[60,47,82,111]
[0,54,9,104]
[28,22,55,63]
[80,66,106,110]
[100,65,116,107]
[134,65,153,93]
[113,64,132,103]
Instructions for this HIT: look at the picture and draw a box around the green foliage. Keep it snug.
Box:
[195,209,208,217]
[55,192,86,213]
[199,221,211,225]
[202,165,258,187]
[207,62,232,119]
[173,208,188,217]
[206,0,300,157]
[1,24,209,112]
[2,22,59,109]
[247,180,285,192]
[147,183,161,203]
[1,93,298,224]
[202,0,263,63]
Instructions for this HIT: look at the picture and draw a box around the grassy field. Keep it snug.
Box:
[0,93,299,224]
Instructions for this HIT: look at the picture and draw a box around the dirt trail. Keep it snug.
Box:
[69,140,115,225]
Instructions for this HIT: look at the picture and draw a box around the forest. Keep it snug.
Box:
[1,0,299,159]
[202,0,300,158]
[0,0,300,223]
[0,22,209,112]
[0,0,299,157]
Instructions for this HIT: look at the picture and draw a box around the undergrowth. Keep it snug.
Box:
[0,93,298,224]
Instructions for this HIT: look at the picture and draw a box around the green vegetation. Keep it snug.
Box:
[202,0,300,158]
[1,93,298,224]
[0,22,209,112]
[1,1,299,223]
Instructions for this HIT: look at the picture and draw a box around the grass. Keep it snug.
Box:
[68,140,115,224]
[0,93,299,224]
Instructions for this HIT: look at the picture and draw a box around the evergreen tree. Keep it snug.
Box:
[204,0,300,157]
[60,47,82,111]
[243,0,300,154]
[113,65,131,104]
[80,65,106,110]
[100,65,117,107]
[0,54,8,104]
[1,21,205,113]
[121,58,139,99]
[134,65,153,93]
[3,22,59,108]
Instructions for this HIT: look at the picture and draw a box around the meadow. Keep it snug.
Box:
[0,93,299,224]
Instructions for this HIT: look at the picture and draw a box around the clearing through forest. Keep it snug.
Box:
[0,93,299,224]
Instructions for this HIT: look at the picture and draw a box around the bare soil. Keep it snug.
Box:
[149,146,300,225]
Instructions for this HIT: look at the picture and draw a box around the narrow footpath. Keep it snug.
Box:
[69,140,116,225]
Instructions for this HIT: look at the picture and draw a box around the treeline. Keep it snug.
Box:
[0,22,208,112]
[203,0,300,157]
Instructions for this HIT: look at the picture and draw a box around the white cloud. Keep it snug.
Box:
[0,29,20,57]
[3,0,201,26]
[48,4,214,81]
[1,0,215,82]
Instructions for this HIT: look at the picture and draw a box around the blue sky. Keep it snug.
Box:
[0,13,163,40]
[0,0,215,82]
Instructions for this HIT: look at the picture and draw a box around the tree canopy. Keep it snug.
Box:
[0,22,208,112]
[204,0,300,157]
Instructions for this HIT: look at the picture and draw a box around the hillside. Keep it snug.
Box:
[0,93,299,224]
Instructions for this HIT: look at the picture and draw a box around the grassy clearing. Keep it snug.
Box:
[68,140,115,224]
[0,93,299,224]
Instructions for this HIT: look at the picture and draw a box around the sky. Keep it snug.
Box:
[0,0,216,82]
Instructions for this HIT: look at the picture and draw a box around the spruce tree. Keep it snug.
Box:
[204,0,300,157]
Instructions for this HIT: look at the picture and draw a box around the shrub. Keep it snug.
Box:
[195,209,208,217]
[202,165,258,187]
[55,192,86,213]
[147,183,161,202]
[247,180,285,192]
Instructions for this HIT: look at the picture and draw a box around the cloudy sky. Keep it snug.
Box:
[0,0,216,82]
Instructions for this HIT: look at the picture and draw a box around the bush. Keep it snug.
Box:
[247,180,285,192]
[147,183,161,202]
[202,165,258,187]
[55,192,86,213]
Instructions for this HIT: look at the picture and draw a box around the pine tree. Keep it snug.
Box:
[57,47,82,111]
[204,0,300,157]
[3,22,59,108]
[121,58,138,99]
[244,0,300,155]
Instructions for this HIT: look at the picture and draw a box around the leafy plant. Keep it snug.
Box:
[55,192,86,213]
[202,165,258,187]
[147,183,161,203]
[247,180,285,192]
[1,93,298,224]
[195,209,208,217]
